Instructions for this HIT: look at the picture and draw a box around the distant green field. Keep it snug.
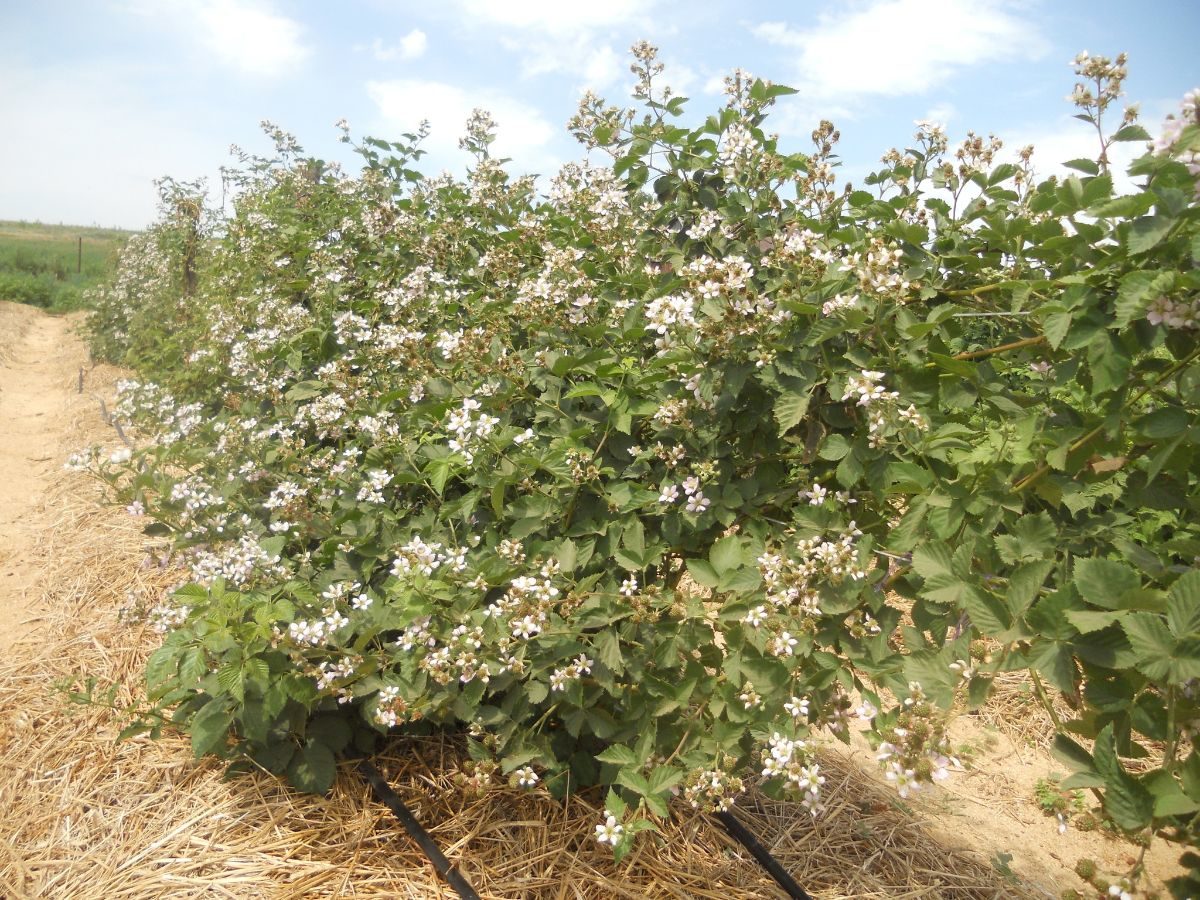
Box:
[0,220,134,312]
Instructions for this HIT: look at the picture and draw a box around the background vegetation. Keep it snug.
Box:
[0,220,131,312]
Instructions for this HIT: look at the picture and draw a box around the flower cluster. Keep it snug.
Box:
[446,398,500,464]
[760,732,826,816]
[683,767,745,812]
[841,370,928,447]
[873,683,961,799]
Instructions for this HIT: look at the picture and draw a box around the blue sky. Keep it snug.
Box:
[2,0,1198,229]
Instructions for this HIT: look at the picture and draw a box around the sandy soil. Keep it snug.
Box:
[0,302,86,653]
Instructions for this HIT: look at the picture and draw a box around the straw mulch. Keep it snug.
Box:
[0,311,1033,899]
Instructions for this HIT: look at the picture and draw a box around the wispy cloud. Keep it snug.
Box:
[752,0,1047,103]
[370,29,427,62]
[366,79,560,175]
[447,0,657,91]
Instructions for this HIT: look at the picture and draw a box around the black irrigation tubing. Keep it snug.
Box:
[356,758,482,900]
[357,755,810,900]
[713,809,813,900]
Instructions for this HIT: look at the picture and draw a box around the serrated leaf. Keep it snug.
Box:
[596,744,639,766]
[190,699,232,758]
[1123,612,1176,680]
[216,661,245,702]
[1092,724,1155,830]
[593,628,624,673]
[145,646,180,696]
[1090,191,1155,218]
[912,542,954,579]
[287,741,337,793]
[961,587,1012,635]
[1027,639,1078,693]
[687,558,719,589]
[710,535,742,576]
[1065,609,1123,633]
[773,389,811,436]
[995,513,1056,564]
[1168,572,1200,637]
[1052,733,1098,774]
[1006,560,1055,616]
[1126,215,1173,254]
[1075,558,1140,610]
[1111,124,1151,142]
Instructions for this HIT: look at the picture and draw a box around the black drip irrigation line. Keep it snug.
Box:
[713,809,813,900]
[357,756,810,900]
[356,758,481,900]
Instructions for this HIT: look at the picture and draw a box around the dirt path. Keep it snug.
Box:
[0,303,85,653]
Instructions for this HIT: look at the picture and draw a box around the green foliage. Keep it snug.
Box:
[0,221,129,311]
[85,51,1200,870]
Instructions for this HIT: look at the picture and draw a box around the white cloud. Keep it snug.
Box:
[1004,117,1147,195]
[125,0,310,77]
[510,36,624,90]
[752,0,1047,102]
[924,103,957,126]
[453,0,651,34]
[366,79,560,176]
[371,29,427,62]
[193,0,309,76]
[448,0,656,90]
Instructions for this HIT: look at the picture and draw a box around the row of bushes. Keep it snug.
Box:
[83,48,1199,894]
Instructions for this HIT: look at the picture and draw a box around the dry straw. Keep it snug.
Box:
[1,307,1046,899]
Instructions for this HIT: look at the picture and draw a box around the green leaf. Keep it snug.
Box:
[911,542,953,579]
[710,535,742,576]
[1134,406,1189,439]
[1126,215,1174,254]
[190,699,232,758]
[604,787,627,818]
[307,715,352,752]
[1168,572,1200,637]
[1052,733,1099,776]
[596,744,639,766]
[1041,308,1072,350]
[145,645,180,696]
[773,389,811,436]
[1063,158,1100,175]
[1123,612,1178,681]
[646,765,684,795]
[1111,124,1151,142]
[1089,192,1155,218]
[1065,610,1123,633]
[1075,558,1140,610]
[1006,560,1055,617]
[216,661,245,702]
[1092,724,1155,831]
[995,513,1056,564]
[1027,641,1078,693]
[1143,770,1200,817]
[593,629,624,673]
[287,741,337,793]
[687,558,720,589]
[961,588,1012,635]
